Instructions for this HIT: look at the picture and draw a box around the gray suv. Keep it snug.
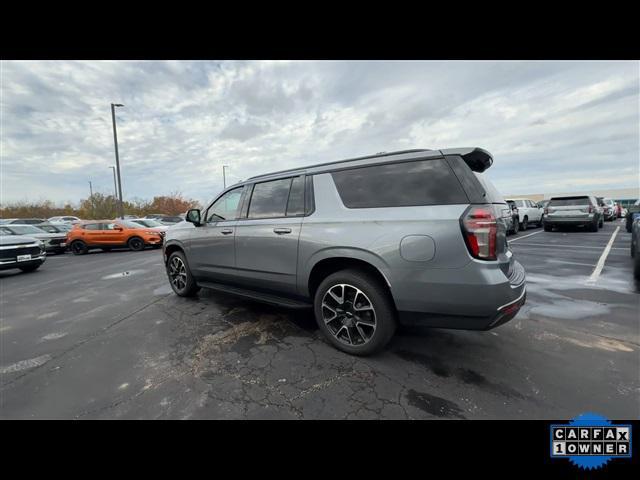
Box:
[543,195,603,232]
[163,148,526,355]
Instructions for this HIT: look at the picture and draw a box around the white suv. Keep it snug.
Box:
[506,198,543,230]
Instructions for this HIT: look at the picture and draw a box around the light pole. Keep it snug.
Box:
[222,165,229,189]
[111,103,125,219]
[88,180,94,219]
[109,166,118,212]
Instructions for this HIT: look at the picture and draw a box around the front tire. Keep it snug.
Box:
[314,269,396,356]
[71,240,88,255]
[544,224,552,232]
[512,220,519,234]
[166,251,200,297]
[128,236,145,252]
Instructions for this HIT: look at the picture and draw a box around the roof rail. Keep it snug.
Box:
[247,149,432,180]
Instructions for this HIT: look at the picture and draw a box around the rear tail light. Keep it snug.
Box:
[544,207,549,215]
[460,205,497,261]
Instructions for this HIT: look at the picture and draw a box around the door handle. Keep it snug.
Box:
[273,228,292,235]
[221,229,233,235]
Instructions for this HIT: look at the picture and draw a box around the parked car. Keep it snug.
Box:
[67,220,164,255]
[544,195,603,232]
[600,198,617,221]
[0,235,46,272]
[0,224,67,254]
[506,200,519,235]
[626,200,640,233]
[48,215,81,224]
[144,214,167,220]
[163,147,526,356]
[632,216,640,280]
[0,218,46,225]
[130,218,170,232]
[505,198,543,230]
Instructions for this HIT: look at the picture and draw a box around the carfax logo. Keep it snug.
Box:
[550,413,632,470]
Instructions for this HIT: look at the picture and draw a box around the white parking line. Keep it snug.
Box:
[585,226,620,285]
[508,230,544,243]
[511,242,627,250]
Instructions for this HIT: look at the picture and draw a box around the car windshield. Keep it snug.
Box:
[38,225,62,233]
[121,221,145,229]
[135,219,162,227]
[549,197,590,207]
[8,225,45,235]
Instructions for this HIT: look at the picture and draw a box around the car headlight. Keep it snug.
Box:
[39,241,46,250]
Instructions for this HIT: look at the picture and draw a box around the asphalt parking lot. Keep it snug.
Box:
[1,219,638,419]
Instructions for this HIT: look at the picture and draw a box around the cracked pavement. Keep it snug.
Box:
[1,220,638,419]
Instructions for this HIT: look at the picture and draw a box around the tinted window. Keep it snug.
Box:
[248,178,292,219]
[207,187,243,222]
[286,176,305,216]
[332,159,468,208]
[548,197,591,207]
[83,223,102,230]
[0,227,14,235]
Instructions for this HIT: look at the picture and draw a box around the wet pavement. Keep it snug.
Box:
[1,219,638,419]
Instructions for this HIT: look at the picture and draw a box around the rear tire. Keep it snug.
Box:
[512,220,519,234]
[544,224,552,232]
[634,251,640,281]
[71,240,88,255]
[128,236,145,252]
[589,221,599,232]
[314,269,396,356]
[521,217,528,231]
[166,251,200,297]
[19,264,41,273]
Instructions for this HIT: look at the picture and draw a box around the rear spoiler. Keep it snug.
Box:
[439,147,493,173]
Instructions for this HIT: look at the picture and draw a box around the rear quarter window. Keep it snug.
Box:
[331,159,469,208]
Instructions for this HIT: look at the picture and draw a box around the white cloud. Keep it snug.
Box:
[1,60,638,206]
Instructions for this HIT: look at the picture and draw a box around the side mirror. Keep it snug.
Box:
[186,209,201,225]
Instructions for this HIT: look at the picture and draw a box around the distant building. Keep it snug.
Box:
[505,187,639,208]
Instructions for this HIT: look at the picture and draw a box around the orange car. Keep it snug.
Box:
[67,220,164,255]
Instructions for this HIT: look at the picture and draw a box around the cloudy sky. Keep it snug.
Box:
[1,60,638,206]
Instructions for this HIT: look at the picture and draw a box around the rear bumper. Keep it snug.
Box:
[394,259,526,330]
[544,217,595,226]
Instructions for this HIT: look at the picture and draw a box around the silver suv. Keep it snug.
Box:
[163,148,526,355]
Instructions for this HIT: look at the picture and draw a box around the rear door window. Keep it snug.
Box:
[331,159,468,208]
[286,176,305,216]
[248,178,293,219]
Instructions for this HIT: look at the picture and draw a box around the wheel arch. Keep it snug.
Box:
[304,250,394,304]
[163,241,185,264]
